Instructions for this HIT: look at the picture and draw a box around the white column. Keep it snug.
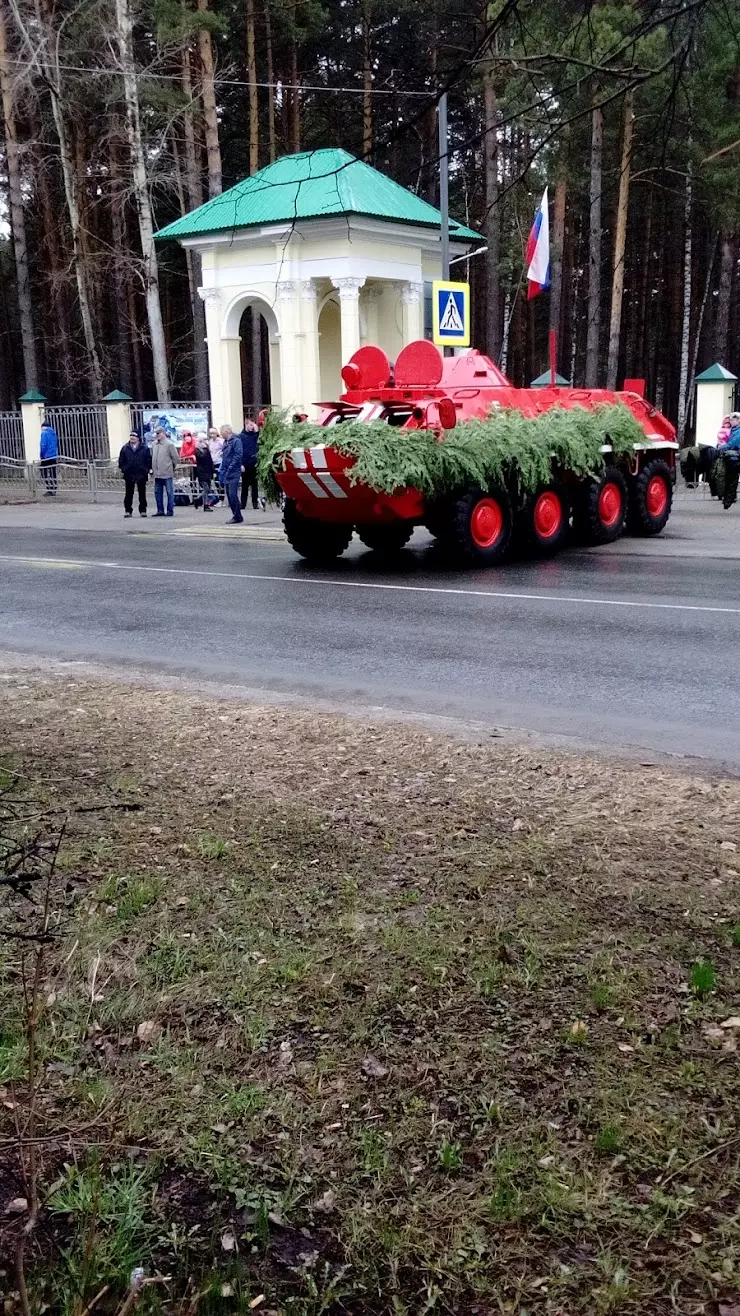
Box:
[363,285,382,347]
[104,397,132,462]
[397,281,424,345]
[20,399,44,463]
[199,287,243,429]
[331,277,365,365]
[300,279,321,418]
[276,279,301,413]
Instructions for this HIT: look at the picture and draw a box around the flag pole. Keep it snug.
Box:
[438,92,449,281]
[549,328,557,387]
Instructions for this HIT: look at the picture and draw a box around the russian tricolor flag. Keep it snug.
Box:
[526,187,550,299]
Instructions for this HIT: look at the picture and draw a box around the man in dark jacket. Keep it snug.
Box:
[238,420,261,511]
[118,432,152,517]
[218,425,244,524]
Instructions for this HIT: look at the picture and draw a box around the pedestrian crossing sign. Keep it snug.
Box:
[432,280,470,347]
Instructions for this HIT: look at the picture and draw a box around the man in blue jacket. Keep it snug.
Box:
[39,419,60,496]
[722,412,740,509]
[238,419,262,512]
[218,425,244,524]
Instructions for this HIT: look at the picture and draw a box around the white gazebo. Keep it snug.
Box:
[156,148,480,426]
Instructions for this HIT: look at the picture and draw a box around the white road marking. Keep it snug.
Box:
[1,553,739,617]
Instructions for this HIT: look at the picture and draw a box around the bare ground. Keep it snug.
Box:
[0,666,739,1315]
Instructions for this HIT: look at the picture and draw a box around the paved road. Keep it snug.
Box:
[1,499,739,768]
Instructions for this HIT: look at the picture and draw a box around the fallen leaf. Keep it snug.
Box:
[249,1297,265,1310]
[719,840,737,852]
[704,1026,725,1040]
[211,1123,228,1135]
[617,1043,634,1053]
[718,1304,740,1316]
[5,1197,28,1215]
[512,818,524,832]
[361,1055,389,1079]
[313,1189,336,1213]
[136,1020,162,1044]
[221,1227,237,1252]
[221,1284,235,1298]
[720,1017,740,1029]
[538,1155,555,1168]
[689,1231,703,1244]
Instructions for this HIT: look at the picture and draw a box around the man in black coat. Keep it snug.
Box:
[118,432,152,518]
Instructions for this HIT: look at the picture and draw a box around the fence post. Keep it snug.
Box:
[19,390,47,463]
[102,390,132,462]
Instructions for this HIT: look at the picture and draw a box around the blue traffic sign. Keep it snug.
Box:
[432,280,470,347]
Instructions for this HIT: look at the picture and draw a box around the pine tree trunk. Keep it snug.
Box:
[115,0,170,403]
[0,0,39,393]
[108,127,134,395]
[549,127,568,359]
[35,0,102,395]
[264,0,276,163]
[197,0,222,197]
[714,231,735,363]
[482,50,500,361]
[676,165,692,443]
[606,87,633,390]
[686,233,717,431]
[34,132,75,394]
[246,0,259,173]
[633,183,653,379]
[180,38,209,399]
[290,32,301,152]
[585,92,603,387]
[362,1,372,158]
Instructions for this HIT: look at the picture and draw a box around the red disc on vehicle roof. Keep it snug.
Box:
[342,345,390,390]
[394,339,444,387]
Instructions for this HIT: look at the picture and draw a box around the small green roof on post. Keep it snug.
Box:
[102,389,133,402]
[695,363,738,382]
[18,388,47,403]
[530,369,570,387]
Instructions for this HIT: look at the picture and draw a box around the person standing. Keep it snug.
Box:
[151,427,179,517]
[207,426,224,468]
[118,431,151,518]
[180,430,197,463]
[218,424,244,524]
[194,434,215,512]
[39,419,60,496]
[722,412,740,510]
[238,419,261,511]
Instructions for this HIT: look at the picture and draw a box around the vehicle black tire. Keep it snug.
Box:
[283,499,353,562]
[438,486,513,565]
[517,482,570,556]
[356,522,414,553]
[423,501,450,539]
[572,467,628,545]
[628,458,673,536]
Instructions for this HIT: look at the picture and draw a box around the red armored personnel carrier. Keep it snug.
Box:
[275,339,678,566]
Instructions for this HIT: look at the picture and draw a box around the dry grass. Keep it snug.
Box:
[1,667,739,1315]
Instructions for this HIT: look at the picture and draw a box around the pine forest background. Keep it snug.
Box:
[0,0,738,436]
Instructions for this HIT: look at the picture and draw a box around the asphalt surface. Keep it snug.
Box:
[1,497,739,768]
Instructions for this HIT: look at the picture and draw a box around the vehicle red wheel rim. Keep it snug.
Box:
[470,497,504,548]
[533,491,562,539]
[598,481,622,528]
[646,475,668,518]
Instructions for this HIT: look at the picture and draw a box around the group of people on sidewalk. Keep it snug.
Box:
[117,421,265,521]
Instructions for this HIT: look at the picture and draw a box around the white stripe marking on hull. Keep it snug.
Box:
[315,473,348,499]
[296,472,329,498]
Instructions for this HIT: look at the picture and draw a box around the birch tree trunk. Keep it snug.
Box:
[108,125,133,395]
[482,46,501,361]
[197,0,222,197]
[714,232,735,363]
[585,92,603,387]
[606,86,634,389]
[676,165,692,444]
[115,0,170,403]
[246,0,259,173]
[264,0,276,163]
[0,0,39,392]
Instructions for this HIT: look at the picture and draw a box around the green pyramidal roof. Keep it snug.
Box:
[695,362,737,382]
[156,149,481,243]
